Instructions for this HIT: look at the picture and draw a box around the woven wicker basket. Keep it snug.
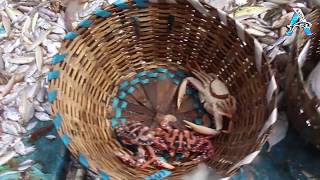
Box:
[48,0,277,179]
[285,9,320,150]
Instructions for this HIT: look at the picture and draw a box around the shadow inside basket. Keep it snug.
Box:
[110,66,233,169]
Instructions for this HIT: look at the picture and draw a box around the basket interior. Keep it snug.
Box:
[49,1,273,179]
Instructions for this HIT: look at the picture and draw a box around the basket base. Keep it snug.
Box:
[111,67,221,169]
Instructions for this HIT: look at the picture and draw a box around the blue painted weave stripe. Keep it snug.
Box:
[140,79,150,84]
[64,32,79,40]
[130,78,140,85]
[120,101,128,109]
[127,86,136,94]
[79,19,92,28]
[112,97,120,108]
[52,54,66,64]
[48,90,58,103]
[113,0,129,10]
[144,169,172,180]
[61,134,70,146]
[118,91,127,99]
[95,9,112,17]
[48,71,60,81]
[147,72,159,78]
[136,71,147,78]
[120,118,126,124]
[115,108,122,118]
[156,68,168,73]
[167,71,175,78]
[120,80,129,90]
[134,0,148,8]
[111,117,118,128]
[79,153,89,168]
[53,113,62,129]
[99,171,110,180]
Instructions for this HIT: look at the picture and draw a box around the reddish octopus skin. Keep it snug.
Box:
[114,116,215,169]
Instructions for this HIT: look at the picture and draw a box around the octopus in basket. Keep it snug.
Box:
[114,121,175,169]
[114,115,215,170]
[177,65,237,135]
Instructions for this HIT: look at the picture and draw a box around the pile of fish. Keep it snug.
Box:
[0,0,110,176]
[0,0,317,178]
[206,0,318,62]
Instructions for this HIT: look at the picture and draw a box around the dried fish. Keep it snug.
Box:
[3,39,21,53]
[1,93,18,105]
[0,53,4,70]
[5,7,19,22]
[243,21,272,33]
[18,159,34,171]
[35,46,43,71]
[19,87,35,122]
[36,87,46,102]
[2,121,24,135]
[235,6,270,17]
[258,2,279,8]
[3,107,21,121]
[26,121,38,131]
[31,12,39,32]
[17,6,33,13]
[38,18,52,30]
[21,16,31,36]
[265,0,296,5]
[204,0,230,10]
[267,112,288,152]
[57,14,66,30]
[0,151,16,166]
[21,35,33,45]
[258,36,276,45]
[246,28,267,37]
[27,29,51,51]
[235,0,248,6]
[8,56,34,64]
[297,40,310,68]
[34,112,51,121]
[14,141,35,155]
[45,135,56,140]
[307,62,320,99]
[52,26,65,34]
[39,8,57,18]
[25,64,37,78]
[47,34,63,41]
[272,12,294,29]
[0,74,24,98]
[18,164,32,171]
